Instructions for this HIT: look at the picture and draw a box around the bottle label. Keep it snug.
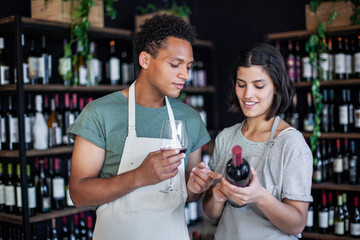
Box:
[32,113,49,150]
[23,62,29,84]
[334,158,343,173]
[52,178,65,199]
[0,184,5,204]
[16,185,22,207]
[287,56,295,80]
[355,109,360,128]
[335,221,345,235]
[349,158,357,183]
[343,156,349,171]
[88,58,100,86]
[351,223,360,236]
[79,66,88,85]
[42,196,51,212]
[197,70,207,87]
[339,105,349,125]
[345,54,352,74]
[305,209,314,227]
[335,53,346,74]
[0,65,10,85]
[5,185,15,206]
[349,104,354,124]
[28,56,38,79]
[1,117,6,143]
[329,209,335,226]
[329,54,334,72]
[56,126,62,145]
[10,117,19,143]
[188,201,198,221]
[322,104,329,131]
[25,116,32,144]
[59,57,72,76]
[66,187,74,206]
[303,118,314,132]
[109,57,120,82]
[302,57,311,78]
[320,53,330,71]
[313,169,321,182]
[355,52,360,73]
[28,186,36,209]
[319,211,329,228]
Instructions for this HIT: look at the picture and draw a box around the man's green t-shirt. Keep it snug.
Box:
[67,91,210,178]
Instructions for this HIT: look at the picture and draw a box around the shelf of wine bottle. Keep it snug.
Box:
[312,182,360,192]
[0,146,73,158]
[0,84,216,93]
[302,132,360,139]
[267,24,360,41]
[0,207,92,225]
[302,231,359,240]
[294,79,360,88]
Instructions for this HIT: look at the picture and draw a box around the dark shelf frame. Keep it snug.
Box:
[302,232,358,240]
[302,132,360,139]
[294,79,360,88]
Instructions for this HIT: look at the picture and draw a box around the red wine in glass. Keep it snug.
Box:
[226,145,252,208]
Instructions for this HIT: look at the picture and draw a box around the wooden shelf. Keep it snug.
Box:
[267,24,360,41]
[0,146,73,158]
[302,231,358,240]
[0,207,93,225]
[302,132,360,139]
[294,79,360,88]
[312,182,360,192]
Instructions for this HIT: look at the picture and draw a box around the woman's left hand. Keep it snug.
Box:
[187,162,222,194]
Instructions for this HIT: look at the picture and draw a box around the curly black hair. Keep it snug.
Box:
[229,43,295,120]
[135,14,197,58]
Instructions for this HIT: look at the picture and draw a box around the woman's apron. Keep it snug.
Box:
[93,82,189,240]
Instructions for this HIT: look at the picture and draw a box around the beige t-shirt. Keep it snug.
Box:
[209,120,313,240]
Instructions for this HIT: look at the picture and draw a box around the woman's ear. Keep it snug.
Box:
[139,51,150,69]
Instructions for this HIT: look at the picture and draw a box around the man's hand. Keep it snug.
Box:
[187,162,222,194]
[135,149,185,187]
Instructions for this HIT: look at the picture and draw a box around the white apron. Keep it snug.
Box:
[93,82,189,240]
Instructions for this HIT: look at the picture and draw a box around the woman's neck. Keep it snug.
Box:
[241,116,276,142]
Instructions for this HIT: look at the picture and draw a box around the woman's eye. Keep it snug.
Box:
[255,86,264,89]
[237,83,245,88]
[170,63,179,68]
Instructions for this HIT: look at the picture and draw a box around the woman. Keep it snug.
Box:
[203,43,313,239]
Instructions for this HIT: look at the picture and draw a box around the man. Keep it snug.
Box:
[67,14,221,239]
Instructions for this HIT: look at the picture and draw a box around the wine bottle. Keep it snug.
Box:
[27,164,36,217]
[225,145,252,208]
[62,216,70,240]
[6,95,19,150]
[343,192,350,234]
[318,190,329,233]
[74,41,88,86]
[79,212,87,240]
[354,91,360,132]
[312,144,323,183]
[303,92,314,132]
[335,37,346,80]
[58,39,72,87]
[15,164,22,215]
[62,93,74,146]
[348,89,354,131]
[321,89,329,133]
[333,139,344,184]
[48,98,62,147]
[51,218,59,240]
[349,140,358,185]
[351,196,360,237]
[344,38,352,79]
[339,89,349,133]
[32,95,48,150]
[28,38,39,85]
[196,60,207,87]
[5,163,15,214]
[120,48,132,85]
[355,35,360,78]
[52,158,65,210]
[65,158,74,207]
[54,94,63,145]
[86,216,93,240]
[45,225,51,240]
[0,162,5,212]
[36,159,51,213]
[288,94,299,129]
[328,191,335,232]
[107,40,120,85]
[328,37,335,80]
[43,94,50,123]
[319,38,330,81]
[305,202,314,232]
[38,35,52,85]
[88,41,101,86]
[0,96,5,150]
[32,224,38,240]
[343,139,350,183]
[188,201,198,225]
[321,141,329,181]
[335,194,345,236]
[21,34,30,85]
[329,89,336,132]
[72,93,79,119]
[0,37,10,85]
[74,214,81,240]
[295,42,302,82]
[197,95,207,127]
[25,94,35,150]
[302,48,312,82]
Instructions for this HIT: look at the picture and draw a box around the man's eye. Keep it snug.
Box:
[170,64,179,68]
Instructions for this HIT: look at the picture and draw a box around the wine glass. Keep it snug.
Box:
[159,120,188,193]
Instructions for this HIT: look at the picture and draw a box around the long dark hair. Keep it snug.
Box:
[229,43,294,120]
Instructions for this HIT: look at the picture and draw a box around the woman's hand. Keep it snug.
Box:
[187,162,222,194]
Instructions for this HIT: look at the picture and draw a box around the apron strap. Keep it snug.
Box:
[128,81,175,138]
[268,116,280,143]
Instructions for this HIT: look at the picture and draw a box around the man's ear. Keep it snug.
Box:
[139,51,151,69]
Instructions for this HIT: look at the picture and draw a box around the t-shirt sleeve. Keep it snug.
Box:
[281,133,313,202]
[67,103,106,149]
